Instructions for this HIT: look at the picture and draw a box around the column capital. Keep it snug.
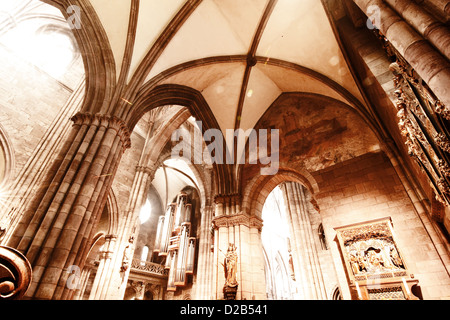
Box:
[212,212,263,230]
[135,165,157,177]
[71,112,131,149]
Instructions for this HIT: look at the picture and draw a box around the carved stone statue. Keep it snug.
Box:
[223,243,238,300]
[121,237,134,273]
[224,243,238,287]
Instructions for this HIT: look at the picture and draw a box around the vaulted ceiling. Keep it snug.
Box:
[87,0,367,136]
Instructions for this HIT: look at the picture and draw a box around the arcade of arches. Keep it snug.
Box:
[0,0,449,300]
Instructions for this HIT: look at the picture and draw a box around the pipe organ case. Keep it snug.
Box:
[153,192,196,291]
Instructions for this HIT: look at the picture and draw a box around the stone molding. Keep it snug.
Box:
[71,112,132,149]
[212,212,263,230]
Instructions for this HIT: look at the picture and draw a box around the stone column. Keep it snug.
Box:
[87,234,117,300]
[212,195,265,300]
[296,183,327,299]
[72,264,93,300]
[354,0,450,107]
[418,0,450,21]
[281,183,308,299]
[103,165,155,299]
[281,182,326,299]
[0,79,86,245]
[7,112,131,300]
[384,0,450,59]
[193,204,214,299]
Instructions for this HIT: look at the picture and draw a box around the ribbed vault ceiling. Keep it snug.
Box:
[88,0,366,136]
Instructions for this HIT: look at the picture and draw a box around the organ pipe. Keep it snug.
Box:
[159,203,176,255]
[153,192,196,290]
[153,216,165,253]
[186,238,196,274]
[167,251,177,291]
[185,204,192,223]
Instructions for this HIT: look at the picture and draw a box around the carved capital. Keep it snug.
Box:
[212,213,263,230]
[135,165,156,178]
[71,112,132,150]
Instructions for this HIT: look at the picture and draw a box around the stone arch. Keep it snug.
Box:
[128,84,233,195]
[0,122,15,190]
[105,188,120,236]
[123,285,137,300]
[140,107,192,171]
[242,167,319,217]
[153,146,211,211]
[242,167,319,219]
[42,0,116,115]
[331,285,343,300]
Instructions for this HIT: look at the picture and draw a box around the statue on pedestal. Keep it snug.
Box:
[223,243,238,300]
[120,236,134,273]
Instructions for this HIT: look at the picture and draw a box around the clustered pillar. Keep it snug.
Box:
[7,112,131,300]
[211,194,265,300]
[0,79,86,245]
[354,0,450,107]
[281,182,327,300]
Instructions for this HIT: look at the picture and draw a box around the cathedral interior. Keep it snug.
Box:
[0,0,449,301]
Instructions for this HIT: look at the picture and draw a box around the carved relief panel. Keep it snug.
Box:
[335,218,419,300]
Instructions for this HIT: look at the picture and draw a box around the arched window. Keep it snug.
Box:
[261,185,297,300]
[139,199,152,224]
[0,123,14,189]
[140,246,149,266]
[332,286,343,300]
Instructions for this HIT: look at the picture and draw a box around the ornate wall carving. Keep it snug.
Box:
[335,217,419,300]
[377,31,450,208]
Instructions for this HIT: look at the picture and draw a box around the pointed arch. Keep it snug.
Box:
[42,0,117,114]
[242,167,319,219]
[0,122,15,190]
[127,84,235,195]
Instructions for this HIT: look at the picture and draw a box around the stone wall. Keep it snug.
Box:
[313,151,450,299]
[0,43,83,183]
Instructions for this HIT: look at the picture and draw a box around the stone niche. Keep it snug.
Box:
[335,217,420,300]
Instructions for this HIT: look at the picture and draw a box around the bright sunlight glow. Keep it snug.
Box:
[139,199,152,224]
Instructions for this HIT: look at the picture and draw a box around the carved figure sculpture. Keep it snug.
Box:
[224,243,238,287]
[121,237,134,272]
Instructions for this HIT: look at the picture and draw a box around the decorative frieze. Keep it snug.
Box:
[212,213,263,231]
[435,133,450,153]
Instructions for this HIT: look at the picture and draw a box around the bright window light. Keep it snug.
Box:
[139,199,152,224]
[0,1,76,79]
[140,246,149,265]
